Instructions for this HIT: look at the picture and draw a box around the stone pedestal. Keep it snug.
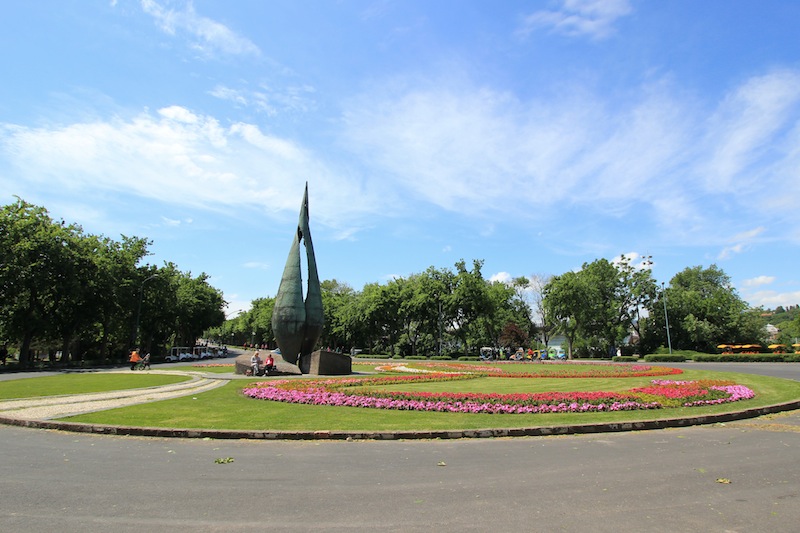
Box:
[298,350,352,376]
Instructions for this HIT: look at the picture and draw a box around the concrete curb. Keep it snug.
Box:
[2,399,799,441]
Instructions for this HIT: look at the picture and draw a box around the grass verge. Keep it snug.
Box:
[0,373,191,399]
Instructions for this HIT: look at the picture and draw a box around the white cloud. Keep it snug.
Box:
[0,106,385,233]
[741,289,800,309]
[700,70,800,192]
[341,67,800,248]
[612,252,654,271]
[140,0,260,57]
[742,275,776,287]
[490,271,512,284]
[517,0,633,41]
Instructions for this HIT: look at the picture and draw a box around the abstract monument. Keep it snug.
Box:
[271,183,351,375]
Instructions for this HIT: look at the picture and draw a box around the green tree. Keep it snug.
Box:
[170,267,226,347]
[647,265,761,352]
[448,259,491,355]
[320,279,356,350]
[543,270,585,358]
[0,199,80,366]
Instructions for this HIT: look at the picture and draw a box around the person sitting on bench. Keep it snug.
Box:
[263,352,275,374]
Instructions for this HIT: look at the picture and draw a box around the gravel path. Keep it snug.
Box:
[0,371,227,420]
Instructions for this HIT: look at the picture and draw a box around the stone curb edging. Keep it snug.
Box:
[2,399,799,441]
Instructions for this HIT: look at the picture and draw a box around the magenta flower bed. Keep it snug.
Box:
[241,367,755,414]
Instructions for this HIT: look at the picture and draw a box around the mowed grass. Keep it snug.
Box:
[60,367,800,432]
[0,373,191,399]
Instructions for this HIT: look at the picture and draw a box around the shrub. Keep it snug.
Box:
[612,356,638,363]
[405,355,428,360]
[458,356,480,361]
[354,353,391,359]
[430,355,454,361]
[643,354,687,362]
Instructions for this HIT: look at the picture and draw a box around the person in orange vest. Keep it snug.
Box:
[129,350,142,370]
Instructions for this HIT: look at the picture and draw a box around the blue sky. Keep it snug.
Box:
[2,0,799,317]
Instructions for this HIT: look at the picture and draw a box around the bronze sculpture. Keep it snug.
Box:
[271,183,324,367]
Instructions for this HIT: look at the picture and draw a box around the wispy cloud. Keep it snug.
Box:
[140,0,260,57]
[718,227,766,259]
[0,106,384,233]
[341,68,800,247]
[209,83,316,116]
[4,67,800,254]
[517,0,633,41]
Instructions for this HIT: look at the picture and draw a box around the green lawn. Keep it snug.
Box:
[0,373,191,399]
[60,368,800,432]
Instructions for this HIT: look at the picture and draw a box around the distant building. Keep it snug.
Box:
[765,324,780,341]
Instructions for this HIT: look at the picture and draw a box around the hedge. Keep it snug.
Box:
[692,353,786,363]
[643,354,687,362]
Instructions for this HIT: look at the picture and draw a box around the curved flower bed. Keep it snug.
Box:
[242,364,755,414]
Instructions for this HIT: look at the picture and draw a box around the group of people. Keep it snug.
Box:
[250,351,275,376]
[128,350,151,370]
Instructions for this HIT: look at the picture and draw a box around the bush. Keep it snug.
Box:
[458,356,480,361]
[643,354,687,362]
[354,353,391,359]
[430,355,454,361]
[405,355,428,360]
[612,356,638,363]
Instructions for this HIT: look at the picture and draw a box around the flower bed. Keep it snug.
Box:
[242,363,755,414]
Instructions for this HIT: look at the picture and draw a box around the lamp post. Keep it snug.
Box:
[662,282,672,354]
[134,274,158,351]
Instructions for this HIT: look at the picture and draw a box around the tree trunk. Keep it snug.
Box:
[60,336,72,365]
[19,331,34,368]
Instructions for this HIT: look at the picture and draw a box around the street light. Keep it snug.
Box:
[662,282,672,354]
[133,274,158,351]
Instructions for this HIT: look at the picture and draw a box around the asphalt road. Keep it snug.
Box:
[1,363,799,532]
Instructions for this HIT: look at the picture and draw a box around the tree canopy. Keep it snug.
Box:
[0,198,226,366]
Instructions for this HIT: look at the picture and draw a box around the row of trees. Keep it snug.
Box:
[0,198,226,367]
[544,258,768,357]
[209,259,533,357]
[212,256,782,359]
